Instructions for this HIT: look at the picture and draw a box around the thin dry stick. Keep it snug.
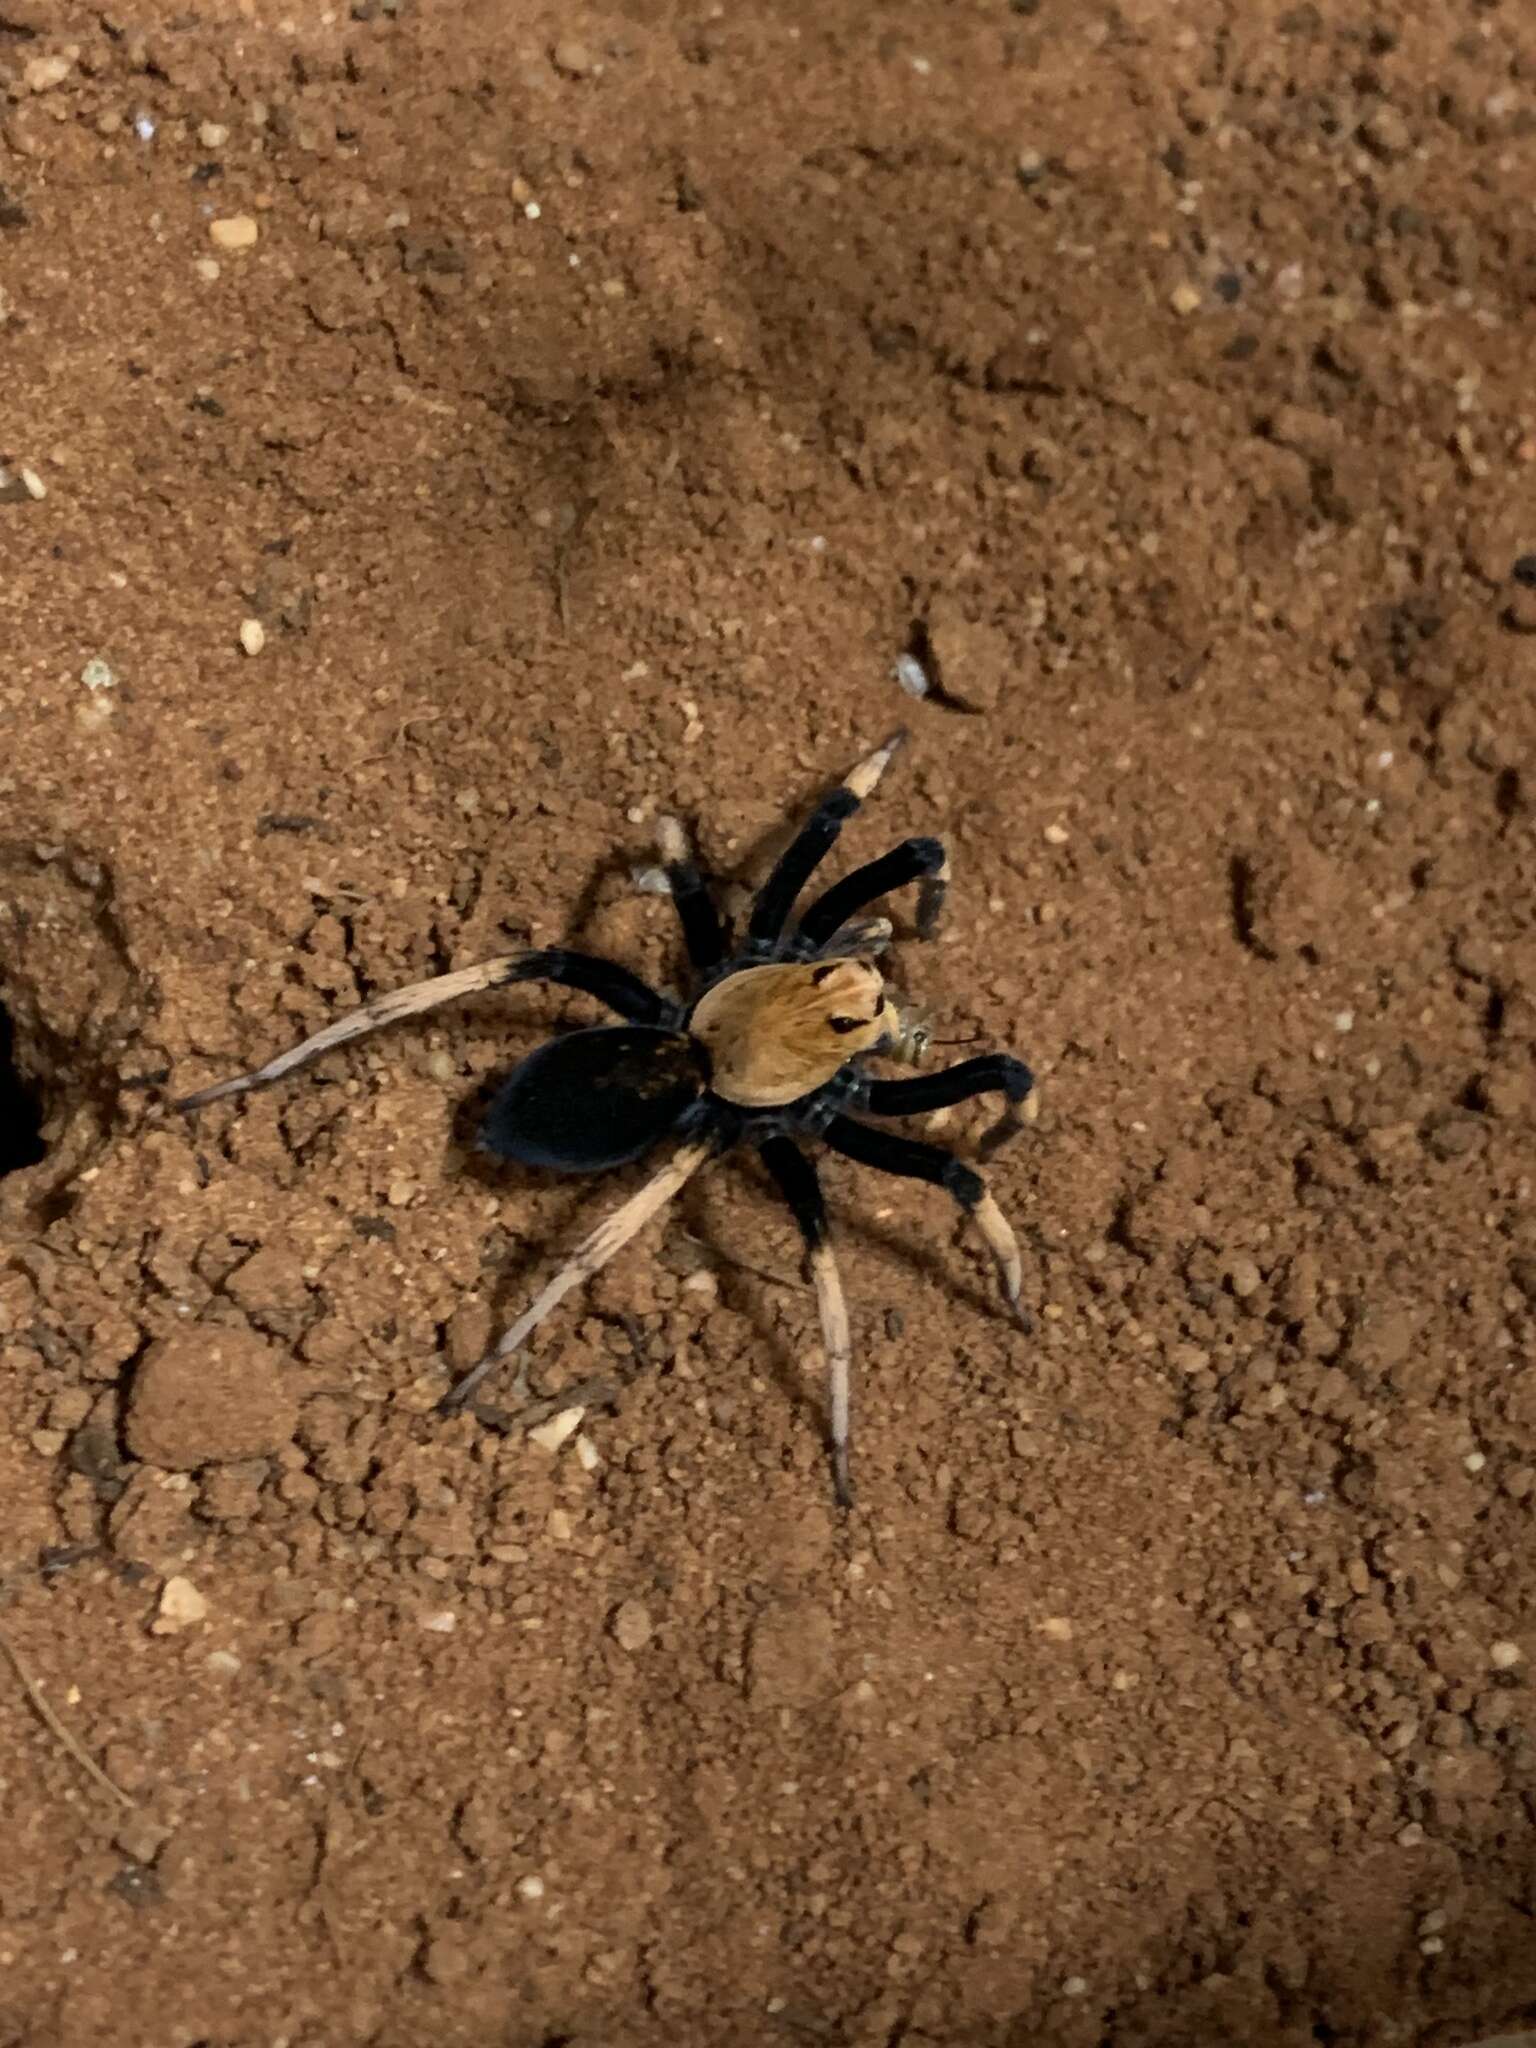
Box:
[0,1621,136,1809]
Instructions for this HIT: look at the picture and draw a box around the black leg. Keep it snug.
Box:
[863,1052,1034,1160]
[821,1114,1029,1326]
[746,731,906,952]
[173,947,669,1109]
[796,836,949,952]
[656,817,726,972]
[516,948,672,1024]
[759,1136,854,1509]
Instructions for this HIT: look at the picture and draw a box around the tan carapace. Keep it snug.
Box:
[689,957,893,1108]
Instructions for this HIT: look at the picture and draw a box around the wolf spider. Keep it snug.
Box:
[174,731,1034,1506]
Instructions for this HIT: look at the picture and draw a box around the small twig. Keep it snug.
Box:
[517,1372,620,1430]
[550,494,597,630]
[0,1621,136,1810]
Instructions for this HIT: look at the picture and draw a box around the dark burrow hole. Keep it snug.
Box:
[0,1001,47,1175]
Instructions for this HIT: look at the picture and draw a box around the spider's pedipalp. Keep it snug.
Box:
[171,948,669,1110]
[759,1135,853,1507]
[821,1113,1029,1328]
[864,1052,1035,1161]
[439,1137,715,1415]
[746,729,908,951]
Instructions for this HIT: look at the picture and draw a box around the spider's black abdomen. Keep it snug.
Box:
[478,1025,708,1173]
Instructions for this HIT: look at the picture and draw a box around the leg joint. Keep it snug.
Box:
[942,1159,985,1208]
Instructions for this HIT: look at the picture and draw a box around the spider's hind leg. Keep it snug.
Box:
[439,1136,714,1415]
[822,1114,1029,1329]
[172,948,670,1110]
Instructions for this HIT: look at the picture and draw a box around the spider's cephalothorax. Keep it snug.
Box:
[172,731,1034,1506]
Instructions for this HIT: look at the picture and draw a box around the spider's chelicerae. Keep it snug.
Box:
[173,731,1034,1505]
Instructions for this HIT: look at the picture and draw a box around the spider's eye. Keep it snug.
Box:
[828,1015,862,1035]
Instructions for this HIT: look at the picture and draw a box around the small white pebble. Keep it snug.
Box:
[516,1874,545,1902]
[80,658,115,692]
[1333,1010,1355,1033]
[238,617,266,656]
[574,1433,601,1473]
[1062,1977,1088,1998]
[386,1178,416,1207]
[199,120,230,149]
[527,1405,584,1454]
[153,1575,208,1634]
[134,114,156,142]
[24,54,72,92]
[630,863,672,895]
[893,653,930,698]
[210,213,259,252]
[20,467,46,501]
[195,257,221,283]
[1043,822,1070,845]
[1039,1615,1074,1642]
[611,1599,653,1651]
[421,1610,457,1634]
[205,1649,242,1675]
[1490,1639,1522,1670]
[1169,282,1202,316]
[1419,1936,1444,1957]
[1464,1451,1486,1474]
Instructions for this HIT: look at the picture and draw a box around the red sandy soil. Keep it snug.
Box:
[2,2,1536,2044]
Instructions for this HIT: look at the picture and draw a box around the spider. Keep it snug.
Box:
[172,731,1035,1506]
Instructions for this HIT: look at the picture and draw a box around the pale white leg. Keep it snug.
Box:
[972,1189,1029,1326]
[172,955,536,1109]
[440,1141,713,1413]
[808,1236,854,1507]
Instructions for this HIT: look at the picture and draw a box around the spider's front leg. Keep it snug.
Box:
[822,1113,1030,1329]
[744,730,907,953]
[795,835,950,954]
[863,1052,1034,1161]
[759,1135,855,1509]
